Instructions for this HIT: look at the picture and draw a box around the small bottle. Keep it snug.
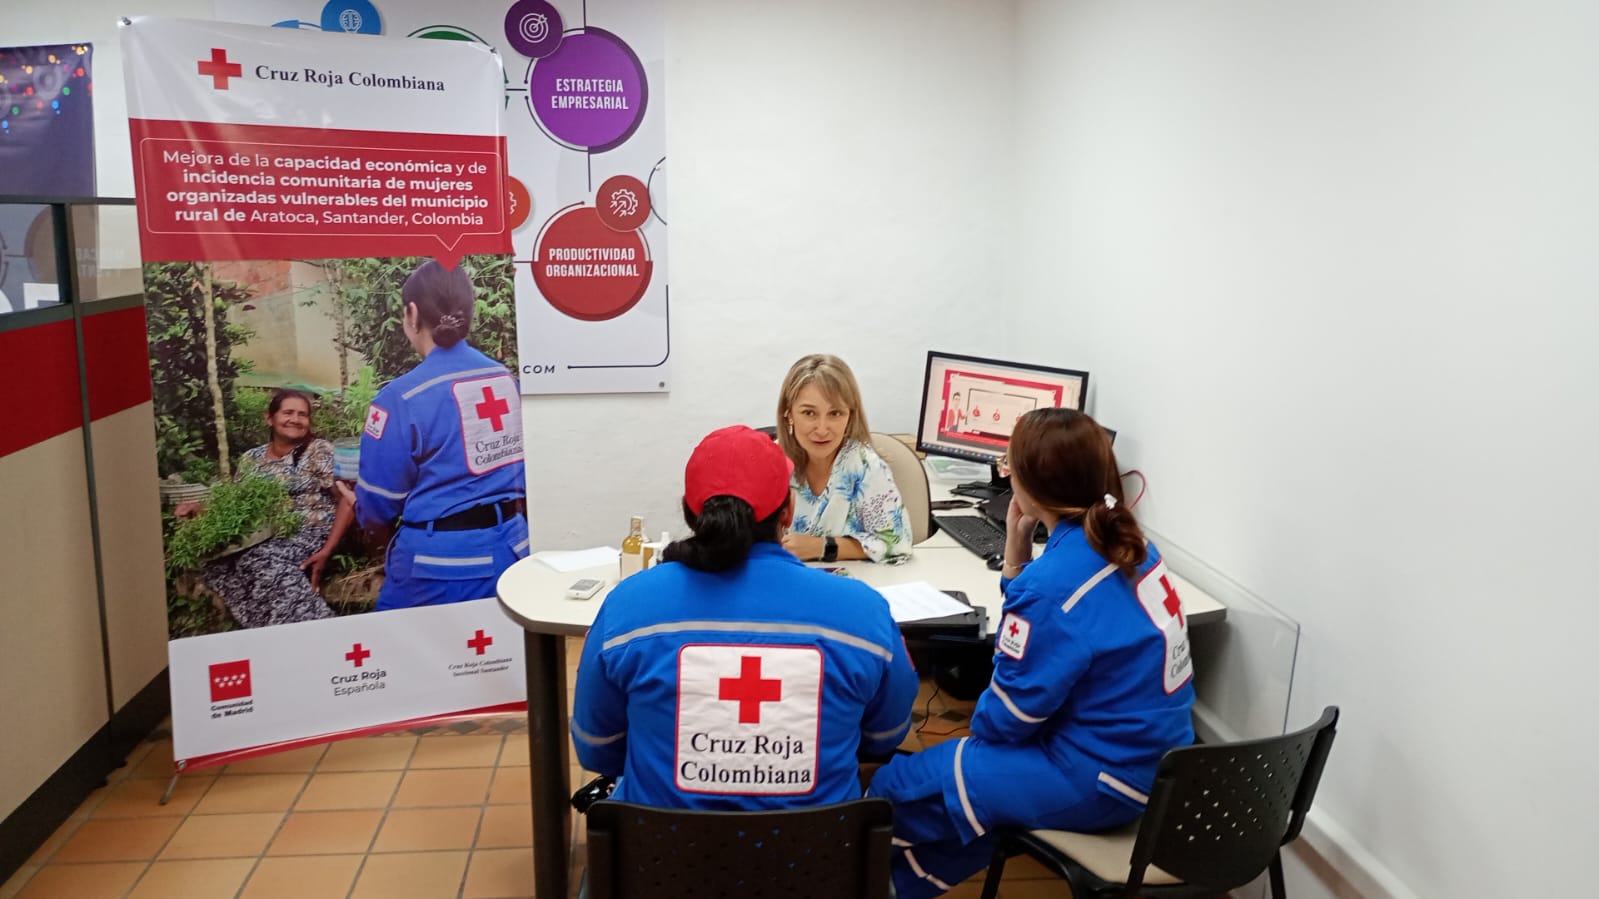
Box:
[619,515,645,578]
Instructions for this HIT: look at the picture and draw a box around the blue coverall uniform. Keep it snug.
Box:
[572,543,920,810]
[355,341,529,610]
[869,525,1196,897]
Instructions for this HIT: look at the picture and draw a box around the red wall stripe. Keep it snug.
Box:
[0,319,83,459]
[83,306,154,421]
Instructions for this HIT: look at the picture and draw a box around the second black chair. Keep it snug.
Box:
[980,706,1339,899]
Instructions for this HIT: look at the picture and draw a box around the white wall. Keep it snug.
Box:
[1008,1,1599,896]
[525,0,1016,547]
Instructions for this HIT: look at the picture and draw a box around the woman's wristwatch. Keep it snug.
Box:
[821,536,838,563]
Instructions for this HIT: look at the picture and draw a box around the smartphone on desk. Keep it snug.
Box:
[819,566,852,577]
[565,578,605,600]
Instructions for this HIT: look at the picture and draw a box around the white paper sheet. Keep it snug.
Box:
[874,581,974,623]
[531,546,620,573]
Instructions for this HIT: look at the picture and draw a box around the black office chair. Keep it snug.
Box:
[585,797,895,899]
[980,706,1339,899]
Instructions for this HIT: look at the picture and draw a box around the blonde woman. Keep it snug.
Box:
[776,354,911,563]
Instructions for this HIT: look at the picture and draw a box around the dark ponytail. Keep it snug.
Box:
[660,495,787,573]
[1081,496,1147,576]
[1009,407,1147,577]
[401,260,475,348]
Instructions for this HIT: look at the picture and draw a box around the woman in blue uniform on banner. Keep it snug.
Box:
[571,425,919,810]
[868,408,1196,898]
[353,260,529,610]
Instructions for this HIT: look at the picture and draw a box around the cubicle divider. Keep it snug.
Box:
[1144,526,1302,899]
[0,197,167,884]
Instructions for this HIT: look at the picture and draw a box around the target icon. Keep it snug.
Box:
[504,0,563,58]
[519,13,550,43]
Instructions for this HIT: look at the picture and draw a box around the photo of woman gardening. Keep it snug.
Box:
[174,389,352,628]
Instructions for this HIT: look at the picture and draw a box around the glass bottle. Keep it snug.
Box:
[619,515,645,578]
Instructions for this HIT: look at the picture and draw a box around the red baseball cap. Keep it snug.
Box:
[684,426,795,520]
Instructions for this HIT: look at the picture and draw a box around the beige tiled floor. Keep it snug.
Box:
[1,637,1056,898]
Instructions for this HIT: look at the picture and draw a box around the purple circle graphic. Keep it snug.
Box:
[527,29,648,153]
[504,0,563,59]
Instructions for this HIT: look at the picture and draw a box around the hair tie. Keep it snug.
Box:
[437,313,465,331]
[1103,494,1118,510]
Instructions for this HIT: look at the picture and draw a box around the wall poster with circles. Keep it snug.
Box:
[215,0,669,394]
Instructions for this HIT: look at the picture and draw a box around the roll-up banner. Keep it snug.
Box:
[121,16,526,771]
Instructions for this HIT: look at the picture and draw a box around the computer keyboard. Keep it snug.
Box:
[935,514,1007,560]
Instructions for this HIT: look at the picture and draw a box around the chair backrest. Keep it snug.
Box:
[585,797,894,899]
[1124,706,1340,895]
[869,433,932,545]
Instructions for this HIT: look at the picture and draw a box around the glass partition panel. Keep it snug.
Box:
[0,202,60,314]
[71,202,143,301]
[1146,526,1302,744]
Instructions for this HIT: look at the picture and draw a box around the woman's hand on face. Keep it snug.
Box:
[1004,495,1038,569]
[781,532,824,562]
[1005,495,1038,539]
[300,549,333,593]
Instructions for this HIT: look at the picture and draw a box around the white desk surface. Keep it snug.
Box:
[497,461,1224,634]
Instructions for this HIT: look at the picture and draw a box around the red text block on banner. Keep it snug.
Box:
[129,118,509,267]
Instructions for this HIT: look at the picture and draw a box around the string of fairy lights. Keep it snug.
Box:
[0,44,91,135]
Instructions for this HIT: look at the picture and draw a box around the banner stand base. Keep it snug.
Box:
[158,762,184,806]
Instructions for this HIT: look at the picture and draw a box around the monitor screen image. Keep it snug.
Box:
[916,351,1089,466]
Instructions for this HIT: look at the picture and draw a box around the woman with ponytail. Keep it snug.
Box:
[570,425,917,811]
[869,408,1197,898]
[353,260,528,611]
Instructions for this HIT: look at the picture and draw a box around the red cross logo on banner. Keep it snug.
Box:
[197,48,242,90]
[475,386,510,432]
[346,643,372,667]
[718,656,782,724]
[467,630,493,655]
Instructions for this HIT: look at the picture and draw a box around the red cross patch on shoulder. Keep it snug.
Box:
[364,404,389,439]
[998,612,1031,660]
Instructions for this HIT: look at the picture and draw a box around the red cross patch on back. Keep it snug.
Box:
[675,644,822,795]
[452,375,524,474]
[1135,560,1194,694]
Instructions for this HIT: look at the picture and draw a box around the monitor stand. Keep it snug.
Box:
[950,464,1009,500]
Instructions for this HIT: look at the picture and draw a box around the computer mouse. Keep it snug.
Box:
[985,553,1005,571]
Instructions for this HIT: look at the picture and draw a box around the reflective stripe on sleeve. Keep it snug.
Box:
[357,478,409,501]
[572,723,626,746]
[988,681,1048,724]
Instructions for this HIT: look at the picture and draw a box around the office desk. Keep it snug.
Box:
[496,523,1224,897]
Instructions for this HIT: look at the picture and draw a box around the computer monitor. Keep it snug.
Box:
[916,351,1089,497]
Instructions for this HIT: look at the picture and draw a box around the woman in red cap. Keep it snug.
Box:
[570,425,918,811]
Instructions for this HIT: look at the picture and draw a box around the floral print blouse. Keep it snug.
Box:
[791,439,912,563]
[238,439,337,529]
